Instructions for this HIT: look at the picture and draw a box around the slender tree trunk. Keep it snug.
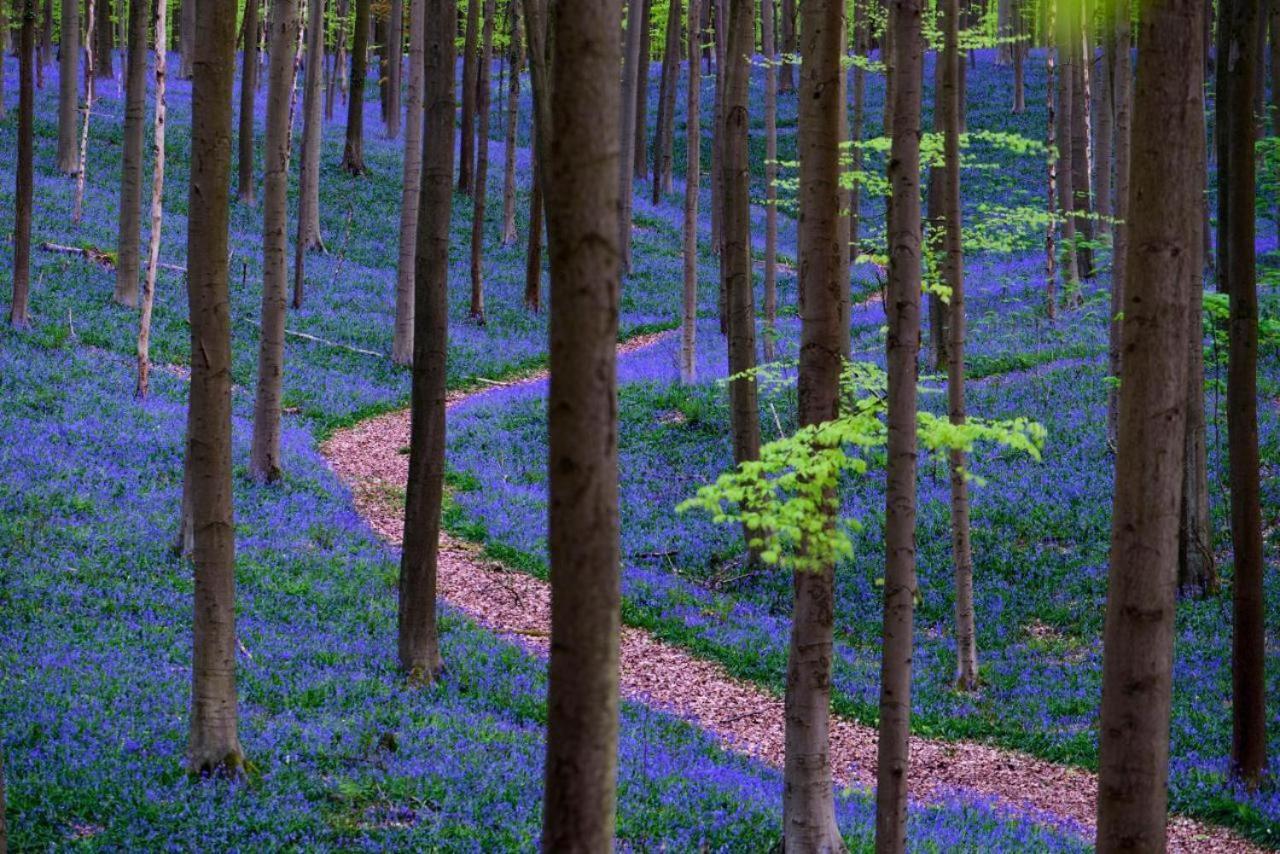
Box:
[1095,0,1200,843]
[39,0,52,90]
[524,159,543,310]
[501,0,521,244]
[249,0,298,483]
[392,0,425,363]
[469,0,495,322]
[292,0,326,312]
[681,0,699,383]
[761,0,778,360]
[1054,5,1080,296]
[651,0,680,202]
[186,0,244,779]
[238,0,261,204]
[179,0,194,78]
[136,0,166,399]
[1093,27,1112,238]
[926,53,948,373]
[712,0,725,325]
[1219,0,1267,789]
[458,0,479,194]
[723,0,761,544]
[539,0,623,846]
[398,0,455,683]
[326,0,349,119]
[341,0,369,172]
[1070,23,1095,280]
[875,0,923,847]
[114,0,148,306]
[71,0,97,223]
[10,0,35,329]
[94,0,112,77]
[386,0,401,137]
[779,0,794,93]
[783,1,848,849]
[1012,0,1025,112]
[849,3,864,254]
[618,0,644,274]
[1045,22,1059,322]
[521,0,551,314]
[632,0,651,180]
[56,0,78,171]
[1271,4,1280,136]
[1106,0,1132,447]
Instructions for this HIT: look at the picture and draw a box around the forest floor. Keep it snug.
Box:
[321,329,1257,854]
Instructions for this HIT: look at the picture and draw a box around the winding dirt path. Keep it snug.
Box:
[321,331,1257,853]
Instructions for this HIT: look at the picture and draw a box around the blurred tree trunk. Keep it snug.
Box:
[392,0,425,363]
[926,50,948,373]
[681,0,699,382]
[1095,0,1200,844]
[1093,24,1112,238]
[875,0,923,846]
[179,0,194,77]
[849,2,865,256]
[779,0,794,92]
[386,0,402,137]
[458,0,479,194]
[501,0,521,244]
[237,0,261,203]
[326,0,349,119]
[94,0,112,77]
[56,0,78,171]
[524,160,543,310]
[114,0,149,307]
[185,0,243,778]
[341,0,369,172]
[632,0,651,180]
[1012,0,1025,112]
[293,0,326,312]
[1054,4,1080,296]
[1106,0,1131,446]
[398,0,456,683]
[469,0,496,322]
[761,0,777,360]
[10,0,35,329]
[618,0,643,273]
[539,0,623,847]
[651,0,680,201]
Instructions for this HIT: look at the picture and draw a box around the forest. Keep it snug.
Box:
[0,0,1278,849]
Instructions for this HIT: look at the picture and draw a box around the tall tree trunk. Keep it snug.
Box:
[1012,0,1025,112]
[1045,19,1059,322]
[875,0,923,847]
[249,0,299,483]
[185,0,244,779]
[341,0,369,173]
[93,0,112,77]
[71,0,97,223]
[1219,0,1267,789]
[1070,21,1095,281]
[1106,0,1132,447]
[10,0,35,329]
[941,0,975,693]
[292,0,326,312]
[651,0,680,202]
[136,0,166,399]
[385,0,402,137]
[1271,4,1280,136]
[501,0,521,244]
[39,0,52,90]
[1095,0,1200,843]
[723,0,761,552]
[632,0,651,180]
[469,0,495,322]
[56,0,78,172]
[1093,26,1112,238]
[849,3,865,255]
[521,0,551,315]
[398,0,455,683]
[712,0,725,324]
[618,0,644,274]
[392,0,425,364]
[779,0,794,92]
[996,0,1011,63]
[926,52,948,373]
[458,0,479,194]
[761,0,778,360]
[539,0,623,846]
[783,1,848,848]
[179,0,194,78]
[114,0,148,307]
[524,159,543,310]
[238,0,261,204]
[326,0,349,119]
[1054,4,1080,296]
[681,0,699,383]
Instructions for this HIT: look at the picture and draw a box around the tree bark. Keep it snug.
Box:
[779,0,794,93]
[1070,20,1095,280]
[341,0,369,173]
[539,0,623,846]
[1093,24,1112,238]
[1012,0,1025,112]
[501,0,522,244]
[632,0,651,180]
[136,0,166,399]
[875,0,923,847]
[849,4,865,256]
[524,158,543,310]
[249,0,299,484]
[1054,4,1080,295]
[681,0,699,383]
[1218,0,1267,789]
[458,0,480,194]
[392,0,425,363]
[783,1,848,849]
[39,0,52,90]
[113,0,148,307]
[926,52,948,373]
[651,0,680,202]
[93,0,112,77]
[398,0,455,683]
[237,0,261,204]
[618,0,644,274]
[761,0,778,361]
[386,0,402,137]
[326,0,349,119]
[1106,0,1132,447]
[292,0,326,311]
[56,0,78,172]
[10,0,35,329]
[71,0,98,223]
[1095,0,1200,843]
[179,0,194,78]
[185,0,244,779]
[469,0,495,322]
[1045,20,1059,322]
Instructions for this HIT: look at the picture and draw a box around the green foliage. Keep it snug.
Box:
[678,362,1046,572]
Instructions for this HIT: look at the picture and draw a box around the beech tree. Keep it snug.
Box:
[341,0,370,173]
[392,0,426,364]
[398,0,456,682]
[249,0,299,483]
[1095,0,1201,844]
[761,0,778,361]
[469,0,497,323]
[632,0,651,181]
[56,0,77,172]
[651,0,680,202]
[782,0,848,848]
[185,0,244,778]
[458,0,480,194]
[875,0,923,847]
[1218,0,1266,789]
[135,0,167,399]
[1053,3,1080,294]
[618,0,644,274]
[539,0,623,845]
[500,0,522,245]
[1105,0,1132,444]
[385,0,401,137]
[71,0,98,223]
[237,0,261,204]
[179,0,195,78]
[681,0,699,382]
[292,0,326,312]
[113,0,150,307]
[10,0,35,329]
